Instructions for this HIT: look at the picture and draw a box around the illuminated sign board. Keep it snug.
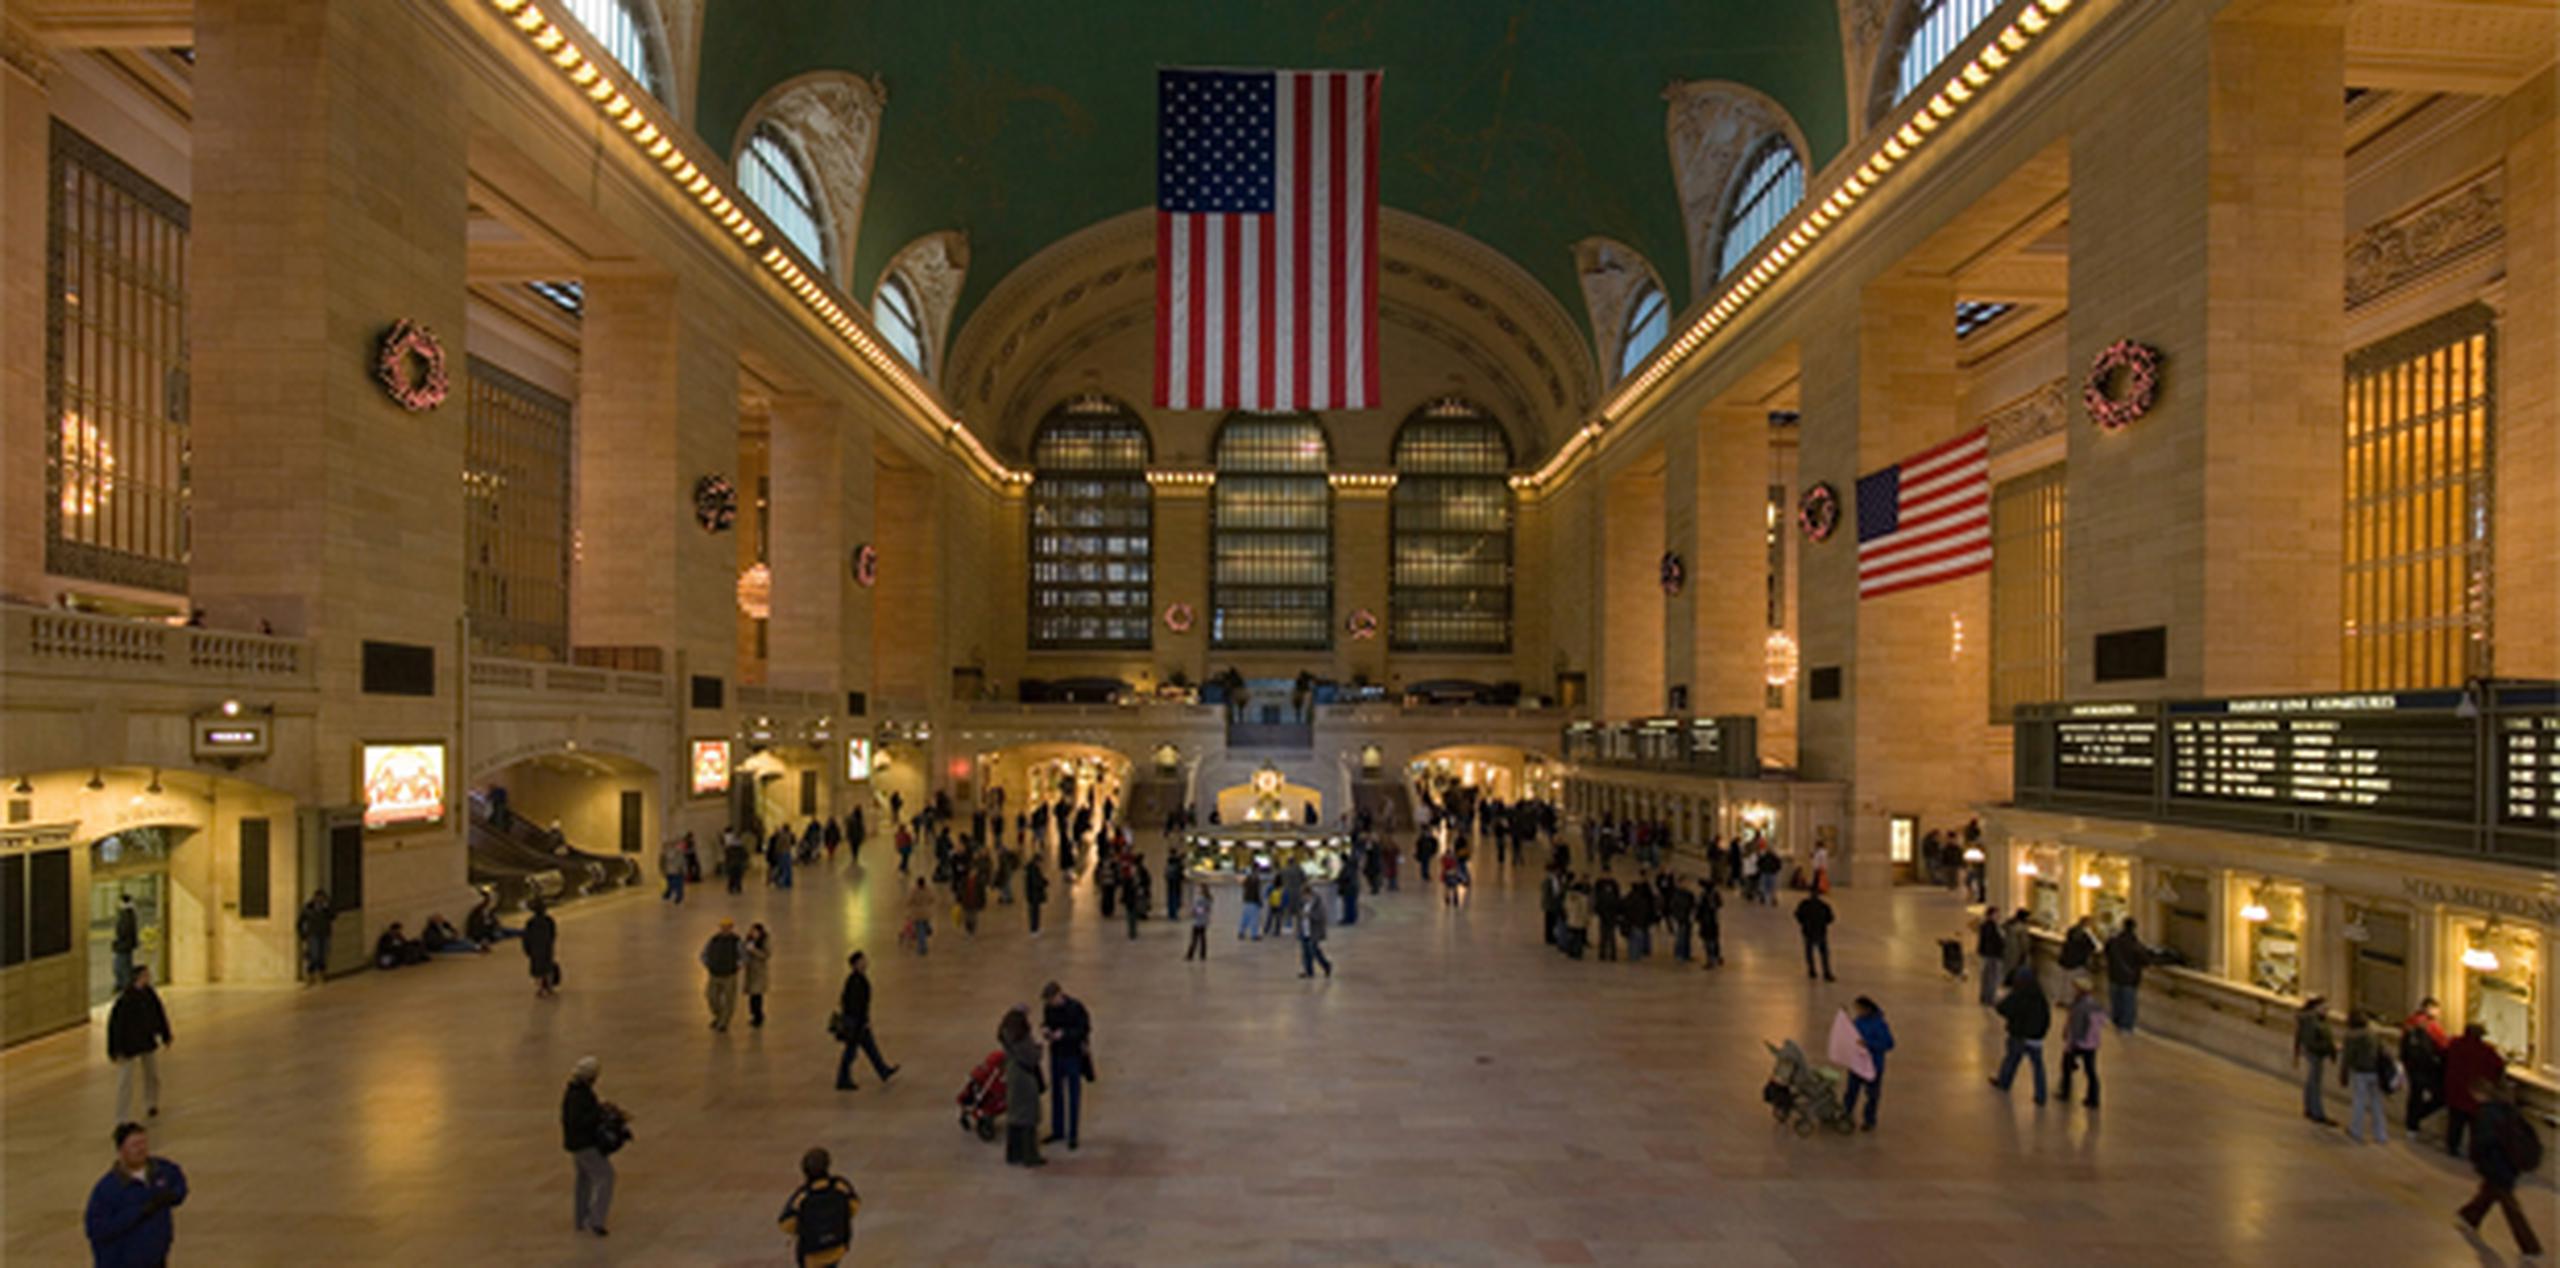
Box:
[361,743,447,829]
[691,739,732,795]
[844,738,873,782]
[192,716,271,759]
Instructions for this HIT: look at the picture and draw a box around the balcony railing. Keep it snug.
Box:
[469,655,666,702]
[5,604,313,688]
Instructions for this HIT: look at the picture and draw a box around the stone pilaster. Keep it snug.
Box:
[1690,405,1771,719]
[2495,68,2556,678]
[0,19,53,601]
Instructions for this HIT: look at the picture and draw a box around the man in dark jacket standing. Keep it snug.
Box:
[702,920,743,1032]
[561,1056,613,1236]
[1794,891,1836,982]
[1988,967,2052,1105]
[1023,857,1049,936]
[85,1122,186,1268]
[833,952,898,1091]
[111,895,140,993]
[1040,981,1093,1150]
[296,888,334,983]
[2102,920,2149,1031]
[107,967,172,1121]
[1664,876,1697,962]
[522,898,560,997]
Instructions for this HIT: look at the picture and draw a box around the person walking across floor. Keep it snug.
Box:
[2102,919,2149,1032]
[297,888,335,984]
[85,1122,187,1268]
[1697,878,1724,968]
[1975,909,2007,1007]
[2401,997,2451,1135]
[1000,1006,1048,1167]
[2293,996,2338,1126]
[777,1146,862,1267]
[1795,889,1836,982]
[902,879,936,956]
[1835,997,1895,1131]
[701,919,743,1032]
[1988,966,2051,1106]
[1297,885,1333,978]
[523,897,560,997]
[1239,868,1265,940]
[106,967,172,1122]
[1040,982,1093,1151]
[561,1056,622,1237]
[2443,1022,2507,1157]
[741,922,772,1029]
[1023,856,1048,937]
[111,895,140,992]
[723,829,749,895]
[1185,886,1212,962]
[2058,977,2104,1110]
[661,835,690,903]
[2339,1011,2390,1144]
[2455,1074,2545,1259]
[832,951,899,1091]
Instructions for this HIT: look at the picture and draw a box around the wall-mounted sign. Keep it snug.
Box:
[691,739,732,795]
[192,716,271,760]
[361,742,447,829]
[845,738,874,782]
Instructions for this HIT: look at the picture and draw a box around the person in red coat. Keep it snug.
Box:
[2442,1022,2507,1158]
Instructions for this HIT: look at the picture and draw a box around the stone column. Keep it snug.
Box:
[1154,483,1209,688]
[190,0,474,929]
[1,21,52,594]
[1691,404,1772,719]
[1600,453,1667,717]
[1336,483,1389,684]
[871,453,939,711]
[2496,73,2556,678]
[2067,9,2346,696]
[766,397,855,694]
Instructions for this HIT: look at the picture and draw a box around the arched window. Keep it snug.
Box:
[1392,402,1514,652]
[872,274,927,373]
[739,125,829,271]
[1618,283,1668,380]
[558,0,667,102]
[1211,415,1332,649]
[1718,137,1804,280]
[1030,398,1153,649]
[1885,0,2002,114]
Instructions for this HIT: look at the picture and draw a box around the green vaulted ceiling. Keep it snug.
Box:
[696,1,1847,348]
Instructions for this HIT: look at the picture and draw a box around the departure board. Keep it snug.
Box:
[2052,712,2159,796]
[2501,715,2559,827]
[2167,695,2478,821]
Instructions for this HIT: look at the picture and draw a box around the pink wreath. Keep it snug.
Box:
[375,318,449,412]
[1346,608,1380,640]
[2083,340,2161,432]
[852,543,879,588]
[1163,601,1195,633]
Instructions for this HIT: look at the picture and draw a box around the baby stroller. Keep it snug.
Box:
[956,1050,1008,1141]
[1762,1039,1855,1136]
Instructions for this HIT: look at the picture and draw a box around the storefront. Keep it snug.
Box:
[2018,843,2065,929]
[2453,916,2541,1065]
[2234,879,2309,998]
[2075,851,2132,933]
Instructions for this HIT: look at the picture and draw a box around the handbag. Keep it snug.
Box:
[826,1011,847,1041]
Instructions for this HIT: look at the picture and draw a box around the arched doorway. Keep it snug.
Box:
[86,825,190,1007]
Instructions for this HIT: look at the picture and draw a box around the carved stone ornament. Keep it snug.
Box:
[1664,80,1789,296]
[742,72,886,282]
[1981,378,2070,454]
[2345,171,2503,309]
[1573,237,1660,378]
[1836,0,1889,137]
[883,230,971,381]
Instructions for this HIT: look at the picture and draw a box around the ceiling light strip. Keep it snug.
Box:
[478,0,1027,488]
[1525,0,2077,493]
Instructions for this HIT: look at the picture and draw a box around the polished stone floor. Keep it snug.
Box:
[6,838,2549,1265]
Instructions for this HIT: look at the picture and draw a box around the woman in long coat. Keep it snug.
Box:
[999,1006,1047,1167]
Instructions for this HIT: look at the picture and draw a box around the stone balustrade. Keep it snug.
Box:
[6,603,312,687]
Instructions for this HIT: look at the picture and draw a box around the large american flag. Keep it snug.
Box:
[1856,427,1992,599]
[1155,68,1379,412]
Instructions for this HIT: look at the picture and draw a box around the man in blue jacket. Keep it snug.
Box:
[85,1122,186,1268]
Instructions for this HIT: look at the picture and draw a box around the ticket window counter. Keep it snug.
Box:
[2240,881,2308,998]
[2342,903,2413,1026]
[2077,854,2132,934]
[2457,920,2540,1066]
[2158,871,2214,972]
[2021,845,2064,929]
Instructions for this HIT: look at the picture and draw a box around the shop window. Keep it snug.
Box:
[1717,136,1804,281]
[2343,305,2493,690]
[1391,402,1513,652]
[2161,871,2211,970]
[47,122,191,595]
[1618,283,1667,379]
[2343,904,2409,1026]
[464,358,573,661]
[2081,854,2132,934]
[1990,464,2065,719]
[2461,920,2539,1064]
[740,125,830,272]
[1211,415,1331,649]
[2241,881,2307,997]
[2024,844,2063,928]
[1029,400,1153,650]
[558,0,668,103]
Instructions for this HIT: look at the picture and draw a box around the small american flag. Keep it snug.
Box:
[1856,427,1991,599]
[1155,68,1379,412]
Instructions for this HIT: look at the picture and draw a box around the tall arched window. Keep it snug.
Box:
[1619,283,1668,379]
[1212,415,1331,649]
[1884,0,2002,116]
[872,274,927,373]
[1030,398,1153,650]
[558,0,667,102]
[1718,137,1805,280]
[739,125,829,271]
[1392,402,1514,652]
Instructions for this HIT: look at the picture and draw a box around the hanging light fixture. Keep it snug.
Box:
[2078,870,2104,890]
[2017,857,2040,877]
[2463,920,2505,972]
[2240,888,2270,923]
[1963,845,1986,864]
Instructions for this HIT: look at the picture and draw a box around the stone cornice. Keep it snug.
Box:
[2345,168,2503,309]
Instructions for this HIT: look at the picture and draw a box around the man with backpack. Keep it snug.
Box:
[778,1146,862,1266]
[2456,1075,2544,1258]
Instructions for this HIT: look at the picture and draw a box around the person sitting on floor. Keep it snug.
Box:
[373,922,429,969]
[421,914,483,954]
[464,895,516,947]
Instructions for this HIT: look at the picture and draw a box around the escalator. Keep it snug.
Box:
[466,794,642,911]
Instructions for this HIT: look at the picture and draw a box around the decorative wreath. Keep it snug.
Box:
[374,318,449,412]
[1345,608,1380,641]
[1163,601,1195,633]
[1798,482,1841,543]
[2083,339,2162,432]
[1659,550,1687,597]
[692,475,738,533]
[849,542,880,587]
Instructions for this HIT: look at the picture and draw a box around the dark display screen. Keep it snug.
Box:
[2500,714,2559,827]
[2052,714,2159,796]
[2167,697,2477,821]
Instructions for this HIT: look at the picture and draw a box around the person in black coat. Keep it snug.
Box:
[1794,891,1836,981]
[107,967,172,1121]
[561,1056,615,1236]
[1989,968,2053,1105]
[522,899,559,997]
[834,952,899,1091]
[1040,982,1093,1149]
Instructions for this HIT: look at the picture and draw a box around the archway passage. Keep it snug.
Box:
[468,750,653,909]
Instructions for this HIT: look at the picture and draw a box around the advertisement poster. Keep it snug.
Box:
[845,738,873,782]
[362,743,447,829]
[691,739,731,795]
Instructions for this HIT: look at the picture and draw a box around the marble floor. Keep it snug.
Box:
[6,842,2550,1266]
